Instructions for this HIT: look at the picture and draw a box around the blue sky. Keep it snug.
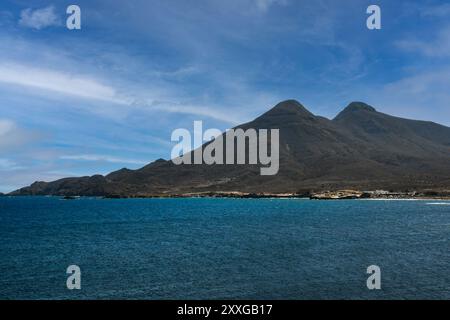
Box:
[0,0,450,192]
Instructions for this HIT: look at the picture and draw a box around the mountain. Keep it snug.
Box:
[10,100,450,196]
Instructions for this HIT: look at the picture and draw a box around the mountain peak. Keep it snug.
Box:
[344,102,376,113]
[334,102,377,121]
[10,98,450,197]
[263,100,314,118]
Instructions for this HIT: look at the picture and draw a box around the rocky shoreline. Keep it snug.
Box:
[4,189,450,200]
[98,189,450,200]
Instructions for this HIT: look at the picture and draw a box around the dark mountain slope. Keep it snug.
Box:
[333,102,450,178]
[334,102,450,156]
[10,100,450,196]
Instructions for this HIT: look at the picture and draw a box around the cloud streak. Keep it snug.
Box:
[396,25,450,58]
[421,3,450,18]
[19,6,61,30]
[60,154,148,165]
[0,63,124,104]
[254,0,287,12]
[0,59,245,124]
[0,158,22,170]
[0,118,38,153]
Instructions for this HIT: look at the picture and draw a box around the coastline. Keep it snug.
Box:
[4,191,450,201]
[100,189,450,200]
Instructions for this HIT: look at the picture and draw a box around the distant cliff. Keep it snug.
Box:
[11,100,450,197]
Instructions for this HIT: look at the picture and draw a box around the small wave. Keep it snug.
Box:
[426,203,450,205]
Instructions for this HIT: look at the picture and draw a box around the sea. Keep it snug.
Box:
[0,196,449,300]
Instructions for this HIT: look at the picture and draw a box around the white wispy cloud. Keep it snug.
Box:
[19,6,61,30]
[384,70,450,96]
[396,25,450,58]
[422,3,450,17]
[0,158,16,169]
[0,59,245,124]
[131,99,243,125]
[60,154,148,165]
[364,67,450,127]
[0,119,15,136]
[0,118,38,153]
[254,0,287,12]
[0,63,125,104]
[150,66,201,79]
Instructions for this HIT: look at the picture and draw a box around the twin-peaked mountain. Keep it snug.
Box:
[11,100,450,196]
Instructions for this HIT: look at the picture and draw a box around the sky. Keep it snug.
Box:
[0,0,450,192]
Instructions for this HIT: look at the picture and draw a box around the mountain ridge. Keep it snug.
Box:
[10,100,450,197]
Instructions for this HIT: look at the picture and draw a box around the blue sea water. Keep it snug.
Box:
[0,196,450,300]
